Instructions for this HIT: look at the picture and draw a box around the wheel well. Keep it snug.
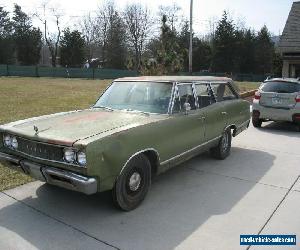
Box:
[142,150,159,176]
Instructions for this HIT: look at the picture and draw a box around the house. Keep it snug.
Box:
[278,1,300,77]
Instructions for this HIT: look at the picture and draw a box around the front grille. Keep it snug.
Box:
[16,137,64,162]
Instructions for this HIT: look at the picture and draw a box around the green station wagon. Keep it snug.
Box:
[0,76,250,210]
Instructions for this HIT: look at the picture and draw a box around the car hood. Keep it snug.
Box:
[1,109,164,146]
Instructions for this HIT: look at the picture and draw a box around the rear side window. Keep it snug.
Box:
[211,83,238,102]
[261,81,300,93]
[195,84,215,108]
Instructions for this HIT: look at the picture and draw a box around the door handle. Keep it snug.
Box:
[198,116,206,121]
[221,111,227,115]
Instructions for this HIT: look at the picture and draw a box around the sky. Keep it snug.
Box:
[0,0,296,36]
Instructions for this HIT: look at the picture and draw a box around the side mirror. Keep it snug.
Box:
[183,102,191,115]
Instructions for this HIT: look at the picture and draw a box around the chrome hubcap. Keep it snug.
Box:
[128,172,141,191]
[221,133,229,152]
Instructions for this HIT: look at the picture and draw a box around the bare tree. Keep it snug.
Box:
[159,3,182,32]
[96,0,115,65]
[45,12,61,67]
[34,2,62,67]
[80,13,100,60]
[123,4,151,70]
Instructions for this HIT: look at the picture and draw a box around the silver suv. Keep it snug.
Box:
[252,78,300,129]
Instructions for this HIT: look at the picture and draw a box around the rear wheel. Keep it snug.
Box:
[112,154,151,211]
[252,118,262,128]
[210,129,232,160]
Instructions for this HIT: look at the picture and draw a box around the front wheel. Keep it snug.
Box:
[210,129,232,160]
[112,154,151,211]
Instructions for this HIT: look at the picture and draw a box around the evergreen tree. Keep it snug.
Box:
[255,25,274,74]
[176,21,212,72]
[234,29,256,73]
[12,4,42,65]
[211,11,236,73]
[272,53,283,77]
[0,6,14,64]
[154,15,183,74]
[177,21,190,71]
[192,38,212,71]
[60,29,85,67]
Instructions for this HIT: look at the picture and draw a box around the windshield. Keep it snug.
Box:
[94,81,173,114]
[261,81,300,93]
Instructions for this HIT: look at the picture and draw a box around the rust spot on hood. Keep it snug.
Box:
[64,112,110,123]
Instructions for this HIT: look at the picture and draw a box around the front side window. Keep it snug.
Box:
[94,81,172,114]
[211,83,237,102]
[173,84,196,113]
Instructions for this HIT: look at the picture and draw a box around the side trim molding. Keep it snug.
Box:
[160,136,221,166]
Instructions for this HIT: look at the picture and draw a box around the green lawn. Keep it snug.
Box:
[236,81,260,93]
[0,77,259,191]
[0,77,111,191]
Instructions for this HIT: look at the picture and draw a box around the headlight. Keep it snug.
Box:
[64,149,76,163]
[3,134,12,147]
[77,151,87,166]
[11,136,18,149]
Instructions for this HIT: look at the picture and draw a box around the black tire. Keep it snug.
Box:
[112,154,151,211]
[252,117,262,128]
[210,129,232,160]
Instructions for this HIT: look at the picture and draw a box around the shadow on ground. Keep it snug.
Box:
[0,147,275,250]
[260,121,300,135]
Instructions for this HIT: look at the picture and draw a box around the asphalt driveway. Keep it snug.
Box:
[0,122,299,250]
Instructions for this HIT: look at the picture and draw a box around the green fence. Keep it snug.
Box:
[0,64,270,82]
[0,65,139,79]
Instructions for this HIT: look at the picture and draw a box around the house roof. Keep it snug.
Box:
[115,76,232,83]
[279,1,300,53]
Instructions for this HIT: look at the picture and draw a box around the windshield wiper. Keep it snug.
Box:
[93,106,114,111]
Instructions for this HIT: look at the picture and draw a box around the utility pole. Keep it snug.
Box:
[189,0,193,74]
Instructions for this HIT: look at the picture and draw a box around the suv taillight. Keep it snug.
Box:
[254,91,261,100]
[296,94,300,103]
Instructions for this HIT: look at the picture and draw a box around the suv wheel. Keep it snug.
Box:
[210,129,232,160]
[112,154,151,211]
[252,118,262,128]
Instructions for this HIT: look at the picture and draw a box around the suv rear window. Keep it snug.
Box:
[261,81,300,93]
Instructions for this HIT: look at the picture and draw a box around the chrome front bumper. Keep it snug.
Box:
[0,152,97,195]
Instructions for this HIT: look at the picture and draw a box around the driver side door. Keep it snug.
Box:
[162,83,206,166]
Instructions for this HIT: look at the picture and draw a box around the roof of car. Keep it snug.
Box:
[265,78,300,84]
[115,76,233,83]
